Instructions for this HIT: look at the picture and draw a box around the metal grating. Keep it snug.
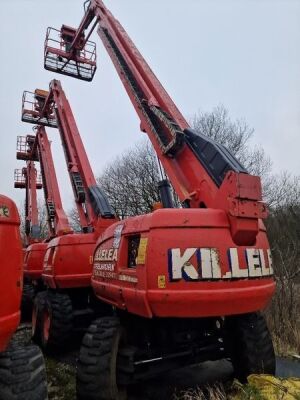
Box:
[21,91,58,128]
[44,27,97,81]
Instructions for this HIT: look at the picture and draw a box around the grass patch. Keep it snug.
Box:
[229,381,268,400]
[175,385,227,399]
[46,357,76,400]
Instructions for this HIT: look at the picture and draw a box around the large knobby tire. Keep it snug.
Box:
[226,312,276,382]
[21,283,36,322]
[40,292,73,351]
[76,316,126,400]
[0,344,48,400]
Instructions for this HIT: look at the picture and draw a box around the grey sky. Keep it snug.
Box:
[1,0,299,212]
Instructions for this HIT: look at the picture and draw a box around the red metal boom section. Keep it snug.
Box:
[17,127,72,238]
[22,81,117,234]
[43,1,267,245]
[14,158,42,244]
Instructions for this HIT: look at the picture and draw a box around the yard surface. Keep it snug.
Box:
[13,324,300,400]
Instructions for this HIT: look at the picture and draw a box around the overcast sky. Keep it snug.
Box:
[0,0,299,212]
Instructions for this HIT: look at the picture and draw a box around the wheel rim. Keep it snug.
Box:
[43,308,51,343]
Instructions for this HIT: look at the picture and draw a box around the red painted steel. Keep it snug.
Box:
[42,233,95,289]
[44,1,275,318]
[92,209,275,318]
[16,127,73,283]
[43,0,267,245]
[27,127,72,237]
[22,82,117,289]
[23,242,48,281]
[0,195,23,352]
[14,160,42,246]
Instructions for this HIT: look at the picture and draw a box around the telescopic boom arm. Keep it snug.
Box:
[16,127,72,238]
[43,0,267,245]
[14,159,42,244]
[22,81,117,234]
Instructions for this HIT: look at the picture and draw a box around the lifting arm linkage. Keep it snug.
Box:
[14,160,41,245]
[34,126,73,237]
[22,80,117,234]
[44,1,267,245]
[16,128,72,238]
[26,162,40,240]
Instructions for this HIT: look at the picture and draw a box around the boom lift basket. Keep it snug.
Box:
[14,169,26,189]
[16,135,38,161]
[44,27,97,81]
[14,168,43,190]
[22,91,58,128]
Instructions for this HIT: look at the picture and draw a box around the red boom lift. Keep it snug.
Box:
[44,1,276,396]
[0,194,47,399]
[14,159,42,246]
[14,157,44,316]
[22,83,118,350]
[15,127,73,318]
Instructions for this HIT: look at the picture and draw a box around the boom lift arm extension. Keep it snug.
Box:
[22,82,117,234]
[14,159,42,244]
[16,126,72,238]
[43,0,267,245]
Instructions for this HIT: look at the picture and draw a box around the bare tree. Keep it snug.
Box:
[191,105,253,158]
[19,200,49,245]
[190,104,272,180]
[265,202,300,353]
[98,104,274,217]
[67,205,81,232]
[97,141,161,218]
[264,171,300,209]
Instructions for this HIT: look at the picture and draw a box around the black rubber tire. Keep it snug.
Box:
[76,316,126,400]
[40,291,73,351]
[226,312,276,382]
[21,283,36,322]
[0,344,48,400]
[32,291,47,345]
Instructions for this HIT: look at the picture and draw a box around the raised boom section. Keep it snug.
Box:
[43,1,267,245]
[16,127,72,238]
[14,158,42,244]
[22,81,117,234]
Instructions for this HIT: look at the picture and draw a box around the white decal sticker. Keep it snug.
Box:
[119,274,138,283]
[94,248,118,262]
[267,249,274,275]
[168,247,273,282]
[113,225,124,249]
[246,249,262,277]
[228,248,248,278]
[170,248,198,280]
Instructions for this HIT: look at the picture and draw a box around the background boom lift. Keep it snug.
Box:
[15,127,73,320]
[14,153,44,318]
[22,81,118,350]
[17,128,72,238]
[43,1,276,397]
[14,157,42,245]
